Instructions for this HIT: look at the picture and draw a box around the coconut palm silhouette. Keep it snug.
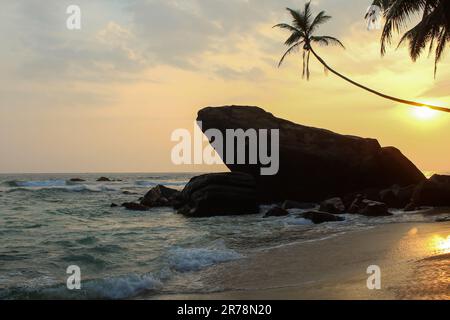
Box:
[375,0,449,77]
[274,1,450,113]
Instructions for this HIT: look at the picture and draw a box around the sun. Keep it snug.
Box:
[411,106,438,120]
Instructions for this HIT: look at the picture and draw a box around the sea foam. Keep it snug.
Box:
[4,183,118,193]
[168,246,243,272]
[135,180,187,187]
[5,179,67,188]
[81,274,162,299]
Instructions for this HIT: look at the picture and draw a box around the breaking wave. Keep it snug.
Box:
[135,180,188,187]
[168,246,243,272]
[4,184,119,193]
[0,274,162,300]
[5,180,67,188]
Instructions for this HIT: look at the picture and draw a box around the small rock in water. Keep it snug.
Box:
[141,185,180,207]
[319,197,345,214]
[347,195,392,217]
[122,202,150,211]
[122,191,139,195]
[69,178,86,182]
[300,211,344,224]
[435,216,450,223]
[348,194,365,213]
[404,202,418,212]
[359,200,392,217]
[264,207,289,218]
[110,203,119,208]
[97,177,111,182]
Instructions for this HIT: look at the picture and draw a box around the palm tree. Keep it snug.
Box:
[376,0,450,77]
[274,2,345,80]
[274,1,450,113]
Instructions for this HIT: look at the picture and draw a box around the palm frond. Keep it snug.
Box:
[386,0,449,75]
[371,0,393,11]
[309,11,332,33]
[381,0,428,55]
[272,23,301,33]
[434,27,448,76]
[397,17,439,61]
[284,31,304,46]
[311,36,346,49]
[277,42,303,68]
[286,8,308,32]
[303,1,313,28]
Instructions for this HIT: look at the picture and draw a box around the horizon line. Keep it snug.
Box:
[0,169,448,176]
[0,170,225,175]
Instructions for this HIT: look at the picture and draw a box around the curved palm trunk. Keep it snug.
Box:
[309,47,450,113]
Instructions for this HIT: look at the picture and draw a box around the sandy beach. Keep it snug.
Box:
[154,221,450,300]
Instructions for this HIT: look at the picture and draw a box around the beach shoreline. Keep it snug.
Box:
[152,221,450,300]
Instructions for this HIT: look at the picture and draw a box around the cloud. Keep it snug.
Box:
[0,86,112,110]
[2,0,444,100]
[1,0,369,85]
[126,0,220,69]
[421,79,450,99]
[213,66,265,80]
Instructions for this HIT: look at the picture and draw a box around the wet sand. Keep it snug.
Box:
[154,221,450,300]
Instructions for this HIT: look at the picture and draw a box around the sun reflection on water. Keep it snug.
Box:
[395,228,450,299]
[430,235,450,254]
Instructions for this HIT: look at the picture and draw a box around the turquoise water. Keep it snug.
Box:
[0,173,444,299]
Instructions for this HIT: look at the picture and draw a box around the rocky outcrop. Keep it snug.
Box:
[300,211,345,224]
[140,185,180,207]
[197,106,426,202]
[176,172,259,217]
[319,197,345,214]
[379,184,415,208]
[349,198,392,216]
[69,178,86,182]
[407,175,450,208]
[97,177,111,182]
[263,207,289,218]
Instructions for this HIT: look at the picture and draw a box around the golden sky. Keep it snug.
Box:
[0,0,449,173]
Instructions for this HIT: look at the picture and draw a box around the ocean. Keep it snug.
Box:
[0,172,445,299]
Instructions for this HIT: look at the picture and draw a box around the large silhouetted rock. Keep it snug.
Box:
[197,106,426,202]
[177,172,259,217]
